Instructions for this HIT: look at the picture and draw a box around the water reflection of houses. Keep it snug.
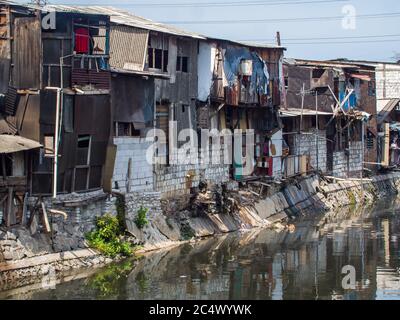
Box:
[2,204,399,300]
[116,206,400,300]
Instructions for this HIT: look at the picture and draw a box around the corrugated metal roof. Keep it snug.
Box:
[230,40,286,50]
[0,134,42,154]
[1,1,283,48]
[330,59,400,67]
[41,5,206,39]
[206,37,285,50]
[284,58,361,69]
[111,68,170,79]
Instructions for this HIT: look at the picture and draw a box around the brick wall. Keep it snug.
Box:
[113,137,230,198]
[332,151,347,178]
[349,141,363,175]
[293,129,327,173]
[155,143,230,198]
[376,63,400,112]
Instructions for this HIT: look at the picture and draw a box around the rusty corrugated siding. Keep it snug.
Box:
[71,69,111,89]
[109,25,149,71]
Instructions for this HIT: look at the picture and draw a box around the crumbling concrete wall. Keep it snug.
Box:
[112,137,154,193]
[42,191,117,253]
[0,190,117,264]
[124,192,181,250]
[293,129,327,173]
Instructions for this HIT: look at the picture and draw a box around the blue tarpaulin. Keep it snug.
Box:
[223,45,270,95]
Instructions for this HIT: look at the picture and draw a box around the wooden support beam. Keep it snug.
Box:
[0,194,7,206]
[6,187,13,227]
[22,192,28,226]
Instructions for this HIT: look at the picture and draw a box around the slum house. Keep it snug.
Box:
[197,39,286,181]
[51,7,210,198]
[330,59,386,171]
[282,59,377,178]
[373,61,400,167]
[0,2,113,228]
[377,99,400,167]
[333,60,400,168]
[106,8,206,198]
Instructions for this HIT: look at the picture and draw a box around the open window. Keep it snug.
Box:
[312,68,325,79]
[176,56,189,73]
[147,34,169,72]
[73,135,92,192]
[76,135,91,166]
[284,76,289,90]
[114,122,141,137]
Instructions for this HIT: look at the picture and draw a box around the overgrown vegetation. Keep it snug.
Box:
[135,206,149,229]
[86,214,134,258]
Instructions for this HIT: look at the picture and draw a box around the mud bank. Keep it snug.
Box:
[1,172,400,291]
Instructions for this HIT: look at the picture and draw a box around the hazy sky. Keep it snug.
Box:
[33,0,400,61]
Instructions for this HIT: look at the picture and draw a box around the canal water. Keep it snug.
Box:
[2,198,400,300]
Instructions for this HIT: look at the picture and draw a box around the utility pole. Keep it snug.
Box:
[300,83,305,132]
[361,120,365,200]
[276,31,281,46]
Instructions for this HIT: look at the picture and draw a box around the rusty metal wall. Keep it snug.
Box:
[71,69,111,90]
[285,65,336,113]
[111,73,154,126]
[0,9,11,93]
[109,25,148,71]
[12,17,40,90]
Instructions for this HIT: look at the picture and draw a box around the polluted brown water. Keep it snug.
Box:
[2,197,400,300]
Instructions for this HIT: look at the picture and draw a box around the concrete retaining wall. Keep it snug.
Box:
[2,172,400,291]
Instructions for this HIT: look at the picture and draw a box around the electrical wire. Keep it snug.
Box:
[63,0,350,8]
[238,34,400,42]
[282,39,400,45]
[161,12,400,24]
